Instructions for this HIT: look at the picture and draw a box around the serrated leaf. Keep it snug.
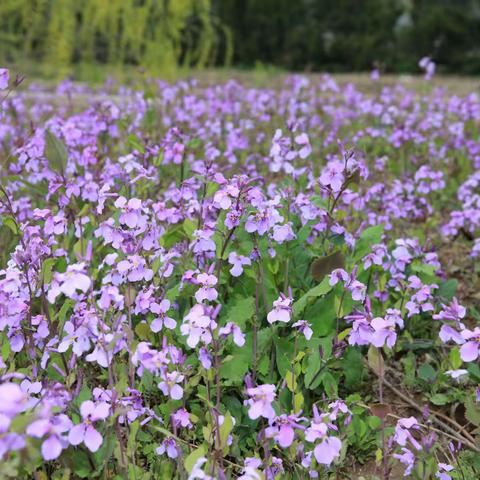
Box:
[465,397,480,426]
[225,297,255,329]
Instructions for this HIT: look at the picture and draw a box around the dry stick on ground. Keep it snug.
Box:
[384,365,477,445]
[366,363,480,453]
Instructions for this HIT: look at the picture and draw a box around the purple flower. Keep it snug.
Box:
[313,436,342,466]
[245,384,276,420]
[114,196,146,229]
[393,417,422,451]
[245,205,283,236]
[195,273,218,303]
[218,322,245,346]
[0,68,9,90]
[419,56,435,80]
[266,414,305,448]
[267,294,292,324]
[198,347,212,369]
[272,223,296,244]
[151,299,176,332]
[319,160,345,193]
[26,414,72,460]
[172,408,192,429]
[181,304,215,348]
[228,252,251,277]
[460,327,480,362]
[47,263,91,303]
[57,321,91,356]
[295,133,312,159]
[436,463,454,480]
[0,383,26,417]
[370,317,397,348]
[117,256,153,282]
[158,371,184,400]
[292,320,313,340]
[393,448,416,476]
[156,437,178,459]
[68,400,110,452]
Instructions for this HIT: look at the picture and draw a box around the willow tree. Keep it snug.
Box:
[0,0,230,77]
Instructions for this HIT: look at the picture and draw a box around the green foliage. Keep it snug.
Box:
[0,0,230,77]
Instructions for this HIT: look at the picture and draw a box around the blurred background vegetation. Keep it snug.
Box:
[1,0,480,80]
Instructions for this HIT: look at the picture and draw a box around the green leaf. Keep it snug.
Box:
[219,412,233,449]
[321,371,338,398]
[45,130,68,174]
[353,224,384,261]
[225,297,255,329]
[449,347,462,370]
[184,445,207,474]
[429,393,449,406]
[183,218,197,239]
[2,216,18,235]
[293,277,332,316]
[418,363,436,382]
[274,336,294,377]
[465,397,480,426]
[127,420,140,456]
[285,371,297,392]
[41,257,56,284]
[304,348,321,389]
[342,348,365,389]
[437,279,458,301]
[135,322,151,341]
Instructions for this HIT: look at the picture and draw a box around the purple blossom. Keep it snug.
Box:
[158,371,184,400]
[47,263,91,303]
[218,322,245,346]
[26,414,72,460]
[267,294,292,324]
[245,384,276,420]
[393,447,416,476]
[228,252,251,277]
[195,272,218,303]
[68,401,110,452]
[0,68,8,89]
[172,408,192,429]
[150,299,176,332]
[436,463,454,480]
[156,437,179,459]
[266,414,305,448]
[459,327,480,362]
[292,320,313,340]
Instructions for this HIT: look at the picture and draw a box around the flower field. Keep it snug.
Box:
[1,69,480,479]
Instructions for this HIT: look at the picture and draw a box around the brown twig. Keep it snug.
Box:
[367,363,480,453]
